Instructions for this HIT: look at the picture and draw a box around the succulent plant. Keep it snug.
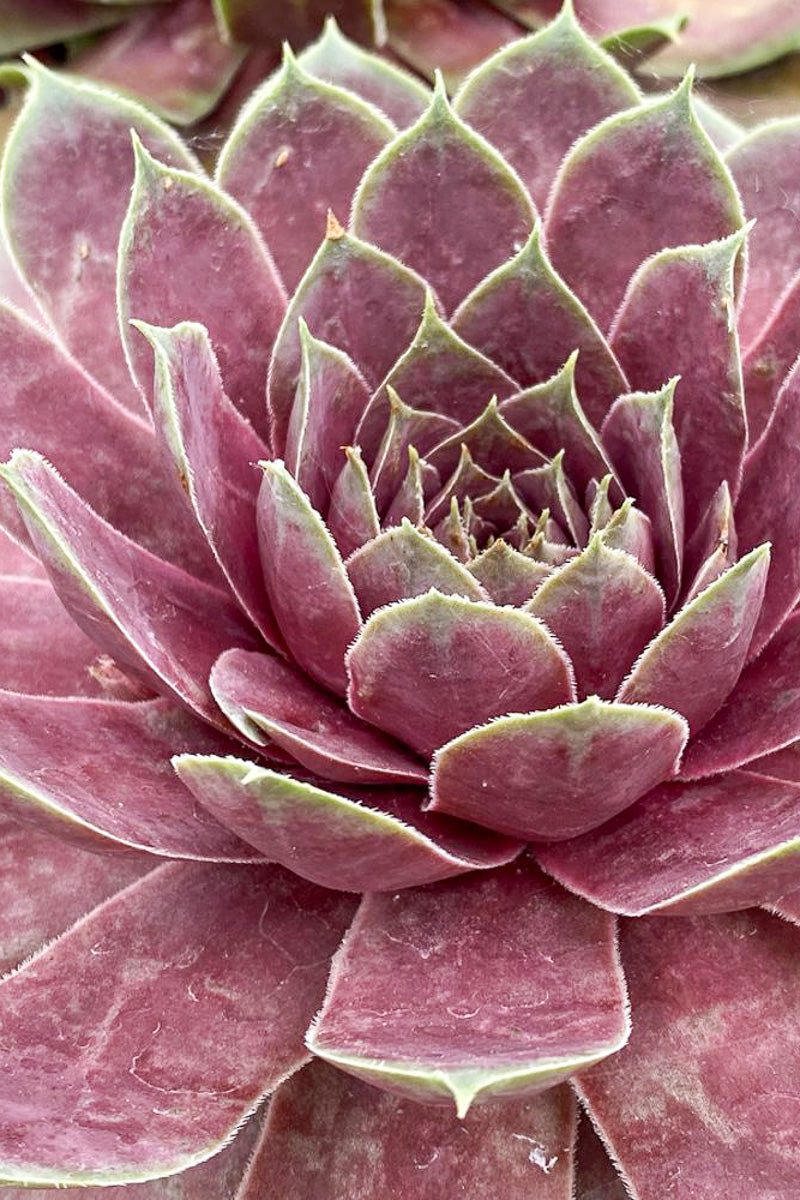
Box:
[3,3,800,1197]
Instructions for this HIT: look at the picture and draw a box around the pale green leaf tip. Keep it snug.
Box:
[432,69,449,103]
[130,131,170,183]
[554,0,578,30]
[674,64,696,107]
[421,287,442,326]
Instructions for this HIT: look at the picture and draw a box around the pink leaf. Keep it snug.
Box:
[133,322,284,652]
[267,222,428,455]
[540,769,800,915]
[238,1059,576,1199]
[257,461,361,696]
[601,380,684,605]
[680,610,800,779]
[0,862,356,1186]
[429,697,687,841]
[0,692,260,861]
[2,60,198,413]
[216,47,394,292]
[454,5,639,210]
[352,74,535,315]
[727,118,800,347]
[1,451,261,731]
[174,755,521,892]
[346,590,576,757]
[0,302,219,582]
[610,231,748,529]
[346,521,488,617]
[453,227,629,429]
[527,537,665,700]
[69,0,245,126]
[736,356,800,656]
[211,647,427,785]
[617,546,770,735]
[545,74,743,330]
[298,16,430,128]
[578,909,800,1198]
[0,815,149,977]
[308,859,629,1113]
[119,139,285,440]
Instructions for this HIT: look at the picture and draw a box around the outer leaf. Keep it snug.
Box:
[0,1112,266,1199]
[216,48,394,291]
[736,357,800,656]
[0,527,40,577]
[680,611,800,779]
[298,16,430,128]
[429,697,687,841]
[727,117,800,346]
[0,301,219,582]
[133,321,284,652]
[527,537,664,699]
[0,451,260,731]
[1,60,198,413]
[308,859,629,1114]
[601,381,684,605]
[454,5,639,210]
[452,226,629,427]
[71,0,245,125]
[0,693,259,861]
[643,1,800,78]
[346,521,488,617]
[346,590,576,757]
[544,75,744,329]
[610,232,747,528]
[174,756,521,893]
[573,1113,628,1200]
[0,862,356,1187]
[267,223,428,454]
[578,910,800,1199]
[257,461,361,696]
[617,546,769,736]
[352,73,535,315]
[119,139,285,440]
[210,648,427,785]
[0,815,148,977]
[1,575,124,698]
[742,269,800,444]
[539,770,800,916]
[238,1060,576,1199]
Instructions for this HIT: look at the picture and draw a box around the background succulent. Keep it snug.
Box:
[2,4,800,1198]
[3,0,800,128]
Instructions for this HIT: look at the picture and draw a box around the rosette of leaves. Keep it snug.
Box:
[3,5,800,1198]
[3,0,800,126]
